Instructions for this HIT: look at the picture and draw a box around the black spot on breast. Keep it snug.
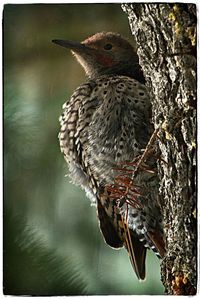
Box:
[137,224,143,230]
[131,213,138,218]
[141,211,146,217]
[106,116,110,122]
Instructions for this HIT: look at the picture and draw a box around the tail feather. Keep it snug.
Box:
[122,220,147,280]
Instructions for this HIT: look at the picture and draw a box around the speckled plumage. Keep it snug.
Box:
[54,32,165,280]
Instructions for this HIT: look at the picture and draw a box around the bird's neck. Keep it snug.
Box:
[88,63,145,84]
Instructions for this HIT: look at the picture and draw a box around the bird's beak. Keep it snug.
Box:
[52,39,92,54]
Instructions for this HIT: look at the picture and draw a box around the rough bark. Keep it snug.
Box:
[122,3,197,295]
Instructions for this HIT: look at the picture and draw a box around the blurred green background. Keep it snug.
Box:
[3,4,164,295]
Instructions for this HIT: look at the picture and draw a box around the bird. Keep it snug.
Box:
[52,32,165,280]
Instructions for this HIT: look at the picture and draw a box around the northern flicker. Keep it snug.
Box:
[52,32,165,280]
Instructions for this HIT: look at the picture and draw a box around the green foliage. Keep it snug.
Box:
[4,209,88,295]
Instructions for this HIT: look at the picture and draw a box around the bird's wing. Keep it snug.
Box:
[59,81,98,184]
[97,198,123,248]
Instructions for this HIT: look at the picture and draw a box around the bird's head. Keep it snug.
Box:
[52,31,144,82]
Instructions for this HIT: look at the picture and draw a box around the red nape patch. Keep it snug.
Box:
[96,54,115,66]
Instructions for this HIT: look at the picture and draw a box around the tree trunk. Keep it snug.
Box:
[122,3,197,295]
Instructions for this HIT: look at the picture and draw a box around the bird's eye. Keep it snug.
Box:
[104,43,113,50]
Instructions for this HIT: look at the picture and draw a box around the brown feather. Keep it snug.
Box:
[122,219,147,280]
[97,199,123,248]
